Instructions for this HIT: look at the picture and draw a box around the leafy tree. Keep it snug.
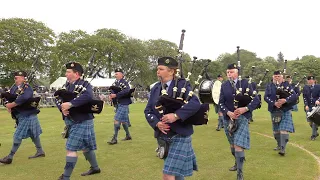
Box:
[277,51,284,63]
[0,18,55,86]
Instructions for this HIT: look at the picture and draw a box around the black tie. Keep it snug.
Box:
[231,80,236,88]
[160,84,168,96]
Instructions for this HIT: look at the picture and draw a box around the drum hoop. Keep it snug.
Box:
[307,106,320,118]
[212,80,222,104]
[198,79,214,104]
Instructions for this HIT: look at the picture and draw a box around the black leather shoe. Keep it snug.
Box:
[278,149,285,156]
[28,151,45,159]
[107,136,117,145]
[216,127,221,131]
[237,172,244,180]
[58,174,64,180]
[273,146,280,151]
[121,136,132,141]
[311,135,317,141]
[0,156,13,164]
[81,167,101,176]
[229,164,237,171]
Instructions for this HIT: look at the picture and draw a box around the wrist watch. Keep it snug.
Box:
[245,107,249,112]
[174,113,178,119]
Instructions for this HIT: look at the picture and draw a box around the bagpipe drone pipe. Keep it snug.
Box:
[155,30,209,126]
[54,49,104,114]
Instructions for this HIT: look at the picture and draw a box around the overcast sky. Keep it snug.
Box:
[1,0,319,60]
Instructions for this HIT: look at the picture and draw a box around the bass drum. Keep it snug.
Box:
[199,79,214,104]
[211,80,222,104]
[307,106,320,126]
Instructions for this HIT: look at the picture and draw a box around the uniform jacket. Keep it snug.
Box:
[219,79,260,120]
[11,83,39,116]
[264,81,297,112]
[111,78,132,105]
[144,79,201,137]
[56,78,94,122]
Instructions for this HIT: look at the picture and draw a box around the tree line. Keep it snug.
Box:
[1,18,319,89]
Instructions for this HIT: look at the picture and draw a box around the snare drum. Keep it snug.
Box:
[307,106,320,125]
[198,79,214,104]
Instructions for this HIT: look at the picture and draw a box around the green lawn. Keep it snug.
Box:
[0,97,319,180]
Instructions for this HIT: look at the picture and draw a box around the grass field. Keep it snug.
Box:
[0,96,319,180]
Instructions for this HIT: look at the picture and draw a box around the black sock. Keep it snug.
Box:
[280,134,289,151]
[114,123,120,139]
[63,156,78,179]
[122,123,130,136]
[312,123,318,136]
[231,147,236,165]
[8,138,22,159]
[274,133,280,147]
[83,150,99,170]
[175,176,185,180]
[235,151,245,174]
[31,136,44,153]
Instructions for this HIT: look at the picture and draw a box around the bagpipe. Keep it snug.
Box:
[274,60,302,109]
[231,46,256,108]
[108,75,136,107]
[54,49,104,114]
[155,29,209,126]
[108,79,136,98]
[291,73,306,104]
[246,66,270,109]
[227,46,264,133]
[0,59,41,113]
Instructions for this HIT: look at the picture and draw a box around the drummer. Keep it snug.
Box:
[214,74,224,131]
[303,75,320,140]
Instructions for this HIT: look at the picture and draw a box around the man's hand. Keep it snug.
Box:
[234,107,248,116]
[227,111,238,119]
[109,94,117,99]
[62,109,69,116]
[305,106,309,111]
[156,121,170,134]
[277,98,287,105]
[5,102,16,109]
[161,113,179,124]
[316,100,320,105]
[274,101,282,108]
[61,102,72,111]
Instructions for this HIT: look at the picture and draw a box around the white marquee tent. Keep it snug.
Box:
[50,77,116,89]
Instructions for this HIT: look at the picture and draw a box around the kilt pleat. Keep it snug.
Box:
[163,135,197,177]
[65,118,97,151]
[14,114,42,140]
[223,115,250,149]
[114,104,129,123]
[271,111,295,133]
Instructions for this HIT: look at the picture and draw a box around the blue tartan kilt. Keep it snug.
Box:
[114,104,129,123]
[223,115,250,149]
[292,104,298,112]
[65,118,97,151]
[14,114,42,140]
[163,135,198,177]
[271,111,295,133]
